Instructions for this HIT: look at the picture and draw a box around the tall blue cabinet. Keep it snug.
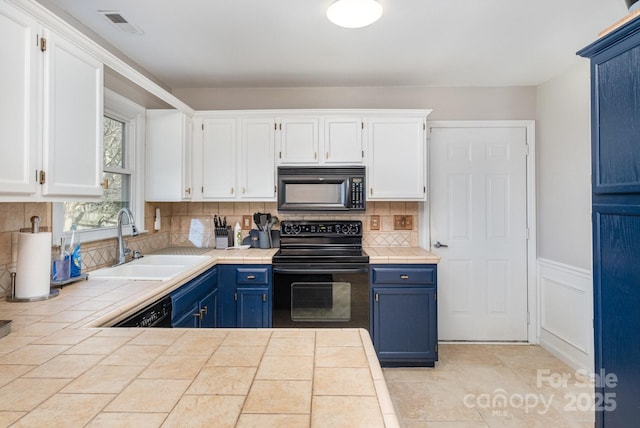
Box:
[578,16,640,427]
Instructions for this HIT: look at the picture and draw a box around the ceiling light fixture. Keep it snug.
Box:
[327,0,383,29]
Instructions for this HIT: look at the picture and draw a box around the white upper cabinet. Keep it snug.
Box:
[278,117,319,164]
[201,118,237,199]
[323,117,364,164]
[196,116,276,201]
[0,2,103,200]
[277,116,364,165]
[366,116,427,201]
[41,29,103,198]
[0,2,38,195]
[146,110,193,201]
[240,118,276,200]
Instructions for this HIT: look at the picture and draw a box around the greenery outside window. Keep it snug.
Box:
[53,89,145,243]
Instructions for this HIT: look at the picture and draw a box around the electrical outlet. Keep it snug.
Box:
[394,215,413,230]
[370,215,380,230]
[242,215,252,230]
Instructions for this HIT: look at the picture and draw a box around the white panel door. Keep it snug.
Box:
[430,125,528,341]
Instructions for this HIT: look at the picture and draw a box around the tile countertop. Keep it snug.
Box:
[364,246,440,264]
[0,248,398,428]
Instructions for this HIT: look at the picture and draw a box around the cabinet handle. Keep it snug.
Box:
[314,152,317,160]
[185,187,191,195]
[242,187,246,194]
[375,293,379,302]
[201,306,208,315]
[400,275,409,280]
[370,188,373,195]
[231,187,235,194]
[193,312,202,320]
[262,293,267,302]
[325,151,329,159]
[246,275,255,280]
[234,292,238,301]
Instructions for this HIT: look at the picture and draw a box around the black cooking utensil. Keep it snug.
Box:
[254,212,262,231]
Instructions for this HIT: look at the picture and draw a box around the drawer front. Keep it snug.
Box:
[371,266,436,285]
[236,267,270,285]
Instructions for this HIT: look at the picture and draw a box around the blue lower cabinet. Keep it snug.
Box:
[199,288,219,328]
[219,265,272,328]
[236,287,270,328]
[172,302,200,328]
[171,266,218,328]
[370,264,438,367]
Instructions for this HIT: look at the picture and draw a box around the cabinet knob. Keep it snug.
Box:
[400,275,409,280]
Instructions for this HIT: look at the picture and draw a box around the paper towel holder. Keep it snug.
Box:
[6,271,59,302]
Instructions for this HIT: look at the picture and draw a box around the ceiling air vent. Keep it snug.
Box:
[99,10,144,35]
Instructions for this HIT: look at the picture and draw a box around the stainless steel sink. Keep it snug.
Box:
[89,254,212,281]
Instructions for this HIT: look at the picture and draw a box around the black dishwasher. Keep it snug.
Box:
[114,295,172,328]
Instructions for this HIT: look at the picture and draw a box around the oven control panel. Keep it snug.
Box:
[281,221,362,236]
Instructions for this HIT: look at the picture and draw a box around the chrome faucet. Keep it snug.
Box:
[115,207,139,266]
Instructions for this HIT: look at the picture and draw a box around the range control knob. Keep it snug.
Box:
[282,223,293,235]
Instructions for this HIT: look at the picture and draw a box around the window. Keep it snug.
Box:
[53,89,145,243]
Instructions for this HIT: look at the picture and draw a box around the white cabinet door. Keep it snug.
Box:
[278,117,319,164]
[42,29,103,198]
[0,3,39,195]
[323,117,363,164]
[367,117,426,200]
[146,110,193,201]
[202,118,237,199]
[240,118,276,200]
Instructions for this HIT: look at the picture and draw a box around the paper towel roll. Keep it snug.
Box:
[15,232,52,299]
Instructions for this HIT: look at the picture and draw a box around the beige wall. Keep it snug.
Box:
[173,86,537,120]
[536,61,592,270]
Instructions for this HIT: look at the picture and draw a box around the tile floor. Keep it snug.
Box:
[384,344,595,428]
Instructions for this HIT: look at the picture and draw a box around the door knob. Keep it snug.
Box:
[434,241,448,248]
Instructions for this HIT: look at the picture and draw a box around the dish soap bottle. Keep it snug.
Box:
[234,222,242,247]
[52,237,70,282]
[68,224,81,278]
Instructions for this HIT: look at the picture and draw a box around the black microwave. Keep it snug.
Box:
[277,166,366,212]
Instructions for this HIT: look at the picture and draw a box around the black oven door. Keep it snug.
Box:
[272,264,369,330]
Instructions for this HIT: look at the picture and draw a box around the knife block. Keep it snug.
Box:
[215,227,231,249]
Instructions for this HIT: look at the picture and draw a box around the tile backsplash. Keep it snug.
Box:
[0,201,419,296]
[164,201,419,249]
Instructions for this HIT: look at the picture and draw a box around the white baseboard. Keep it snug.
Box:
[537,258,593,373]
